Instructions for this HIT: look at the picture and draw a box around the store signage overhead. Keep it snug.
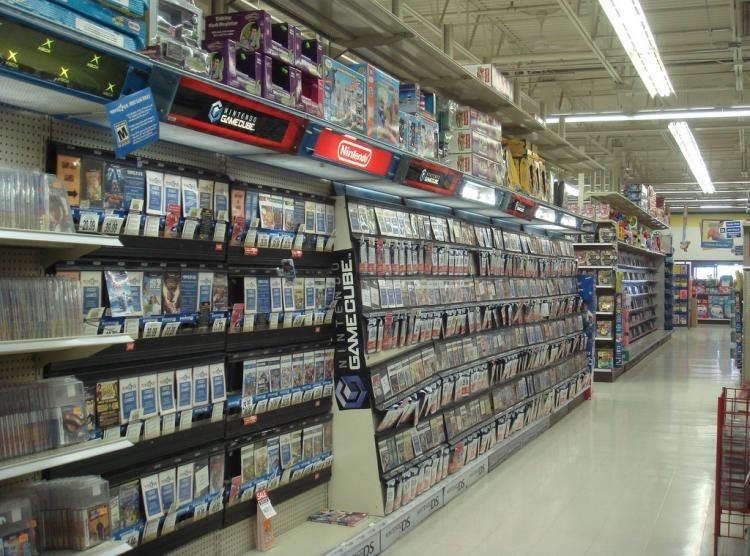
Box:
[722,220,742,239]
[166,77,307,153]
[504,193,537,220]
[402,158,462,196]
[311,128,394,177]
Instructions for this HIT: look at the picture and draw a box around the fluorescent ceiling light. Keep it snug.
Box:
[564,183,579,196]
[667,122,715,194]
[598,0,673,97]
[546,107,750,124]
[671,205,739,210]
[530,224,567,231]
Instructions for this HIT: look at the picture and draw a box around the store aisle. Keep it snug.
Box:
[385,327,738,556]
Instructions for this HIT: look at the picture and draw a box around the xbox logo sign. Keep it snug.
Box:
[208,100,224,123]
[335,375,368,409]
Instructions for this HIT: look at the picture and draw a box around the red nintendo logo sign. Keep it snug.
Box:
[337,140,372,168]
[313,129,393,176]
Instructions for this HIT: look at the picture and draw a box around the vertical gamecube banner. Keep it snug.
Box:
[333,250,371,410]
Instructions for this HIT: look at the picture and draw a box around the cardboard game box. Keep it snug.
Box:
[322,56,366,134]
[349,62,400,146]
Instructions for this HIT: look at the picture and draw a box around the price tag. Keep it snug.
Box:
[245,228,258,247]
[208,496,223,515]
[281,235,293,249]
[144,215,161,237]
[325,233,336,252]
[304,312,314,327]
[267,395,281,412]
[144,416,161,440]
[302,389,313,403]
[162,412,176,435]
[102,323,123,335]
[143,321,162,338]
[312,385,324,400]
[280,393,291,408]
[123,318,140,338]
[78,211,100,233]
[129,198,144,213]
[211,401,224,423]
[256,489,277,519]
[291,390,303,405]
[293,232,305,250]
[103,426,121,441]
[161,322,180,337]
[324,307,336,325]
[102,215,123,235]
[314,312,325,326]
[124,213,141,235]
[268,312,280,329]
[213,221,227,242]
[126,420,142,443]
[242,314,255,332]
[182,219,198,239]
[316,236,325,252]
[283,313,294,328]
[193,501,208,521]
[143,519,160,542]
[179,409,193,430]
[323,383,333,397]
[212,318,227,333]
[216,209,228,222]
[161,510,178,535]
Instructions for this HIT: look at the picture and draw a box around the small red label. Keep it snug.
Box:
[125,342,135,352]
[314,326,321,333]
[215,243,224,252]
[244,247,259,256]
[314,400,321,407]
[313,129,393,176]
[291,249,303,259]
[243,415,258,426]
[314,472,320,480]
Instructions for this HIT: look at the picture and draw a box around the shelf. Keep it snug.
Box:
[628,327,657,344]
[0,334,134,360]
[261,0,602,172]
[616,241,665,258]
[587,192,670,230]
[0,438,132,481]
[595,337,613,341]
[596,311,614,316]
[579,265,615,270]
[46,541,133,556]
[621,279,655,284]
[626,292,656,299]
[618,264,656,271]
[573,242,615,248]
[0,228,123,265]
[698,318,731,323]
[596,284,615,289]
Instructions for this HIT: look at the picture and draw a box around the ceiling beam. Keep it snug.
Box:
[555,0,622,84]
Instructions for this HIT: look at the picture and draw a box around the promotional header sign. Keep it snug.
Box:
[312,129,394,177]
[167,77,306,152]
[701,219,735,248]
[402,158,462,195]
[504,193,537,220]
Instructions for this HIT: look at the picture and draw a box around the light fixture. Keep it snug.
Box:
[671,205,737,210]
[564,183,580,196]
[545,107,750,125]
[598,0,673,97]
[560,214,579,228]
[459,180,497,206]
[667,122,715,194]
[535,206,557,223]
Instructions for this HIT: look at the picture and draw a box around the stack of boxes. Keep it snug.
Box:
[447,106,506,185]
[398,83,439,159]
[624,184,667,221]
[10,0,148,52]
[464,63,514,102]
[322,57,367,135]
[505,139,552,203]
[349,63,400,147]
[144,0,209,74]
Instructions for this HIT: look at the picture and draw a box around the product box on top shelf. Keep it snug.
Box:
[322,56,366,134]
[9,0,140,51]
[595,202,611,221]
[464,63,514,101]
[142,37,211,76]
[420,115,439,160]
[295,34,324,77]
[204,40,263,96]
[452,107,503,141]
[204,10,295,64]
[399,83,437,119]
[399,112,438,159]
[261,55,301,107]
[447,129,504,163]
[99,0,144,18]
[48,0,147,47]
[348,63,400,146]
[455,153,506,185]
[148,0,202,48]
[299,70,324,118]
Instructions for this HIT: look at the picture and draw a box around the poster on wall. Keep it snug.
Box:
[701,220,734,249]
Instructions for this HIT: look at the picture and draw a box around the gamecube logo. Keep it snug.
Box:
[208,100,224,123]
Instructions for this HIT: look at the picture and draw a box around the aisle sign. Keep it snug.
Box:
[106,88,160,158]
[722,220,743,239]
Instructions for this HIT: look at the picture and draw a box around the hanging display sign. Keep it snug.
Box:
[401,158,462,196]
[106,87,160,159]
[333,250,371,410]
[310,128,394,177]
[166,76,307,152]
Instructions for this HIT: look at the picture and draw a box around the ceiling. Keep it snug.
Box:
[246,0,750,213]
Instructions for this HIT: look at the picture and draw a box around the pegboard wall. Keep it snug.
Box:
[167,484,329,556]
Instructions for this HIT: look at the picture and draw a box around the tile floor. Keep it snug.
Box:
[385,326,739,556]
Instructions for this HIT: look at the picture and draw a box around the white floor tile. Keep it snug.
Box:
[384,327,739,555]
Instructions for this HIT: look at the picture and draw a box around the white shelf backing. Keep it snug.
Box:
[0,334,133,360]
[45,541,133,556]
[587,192,670,230]
[623,330,673,363]
[617,241,666,258]
[0,438,132,481]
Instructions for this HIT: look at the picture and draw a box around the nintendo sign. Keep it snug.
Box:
[312,129,394,177]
